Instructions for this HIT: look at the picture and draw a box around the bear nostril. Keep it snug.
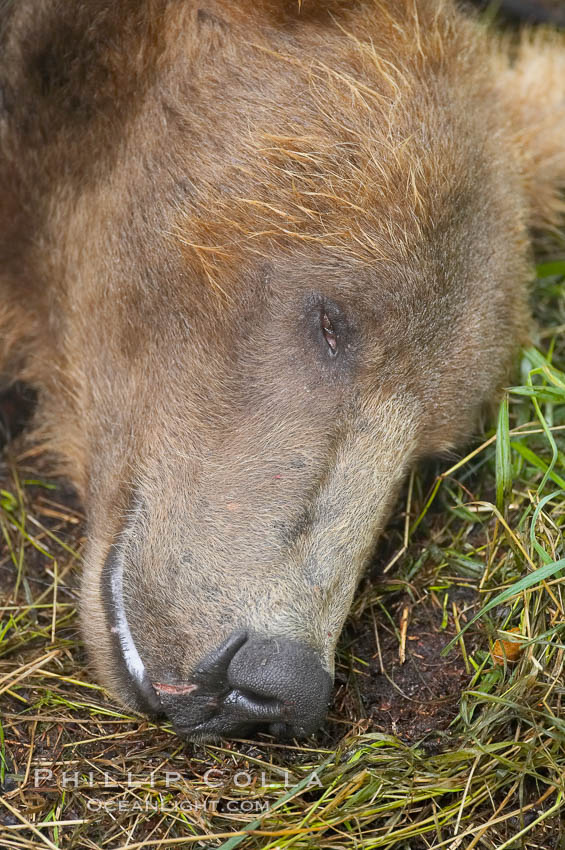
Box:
[192,629,249,690]
[223,688,284,722]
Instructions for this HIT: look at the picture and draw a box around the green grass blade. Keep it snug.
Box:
[442,557,565,655]
[496,394,512,512]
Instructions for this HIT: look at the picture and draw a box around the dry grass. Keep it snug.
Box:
[1,254,564,849]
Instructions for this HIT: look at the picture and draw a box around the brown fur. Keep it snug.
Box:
[1,0,564,736]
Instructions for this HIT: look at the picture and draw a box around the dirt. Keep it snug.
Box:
[328,586,478,744]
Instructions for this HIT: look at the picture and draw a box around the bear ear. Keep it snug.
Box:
[493,31,565,234]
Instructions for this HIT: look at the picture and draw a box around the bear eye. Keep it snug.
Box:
[321,312,338,356]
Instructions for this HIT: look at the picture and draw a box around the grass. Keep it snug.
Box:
[0,255,564,850]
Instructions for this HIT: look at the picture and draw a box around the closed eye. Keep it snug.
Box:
[321,312,338,356]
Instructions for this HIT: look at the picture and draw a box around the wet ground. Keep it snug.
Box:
[340,590,476,740]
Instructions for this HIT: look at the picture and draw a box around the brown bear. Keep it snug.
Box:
[0,0,564,739]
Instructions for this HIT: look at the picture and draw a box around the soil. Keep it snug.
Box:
[325,584,479,745]
[356,598,472,737]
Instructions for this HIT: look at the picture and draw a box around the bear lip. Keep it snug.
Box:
[101,532,162,716]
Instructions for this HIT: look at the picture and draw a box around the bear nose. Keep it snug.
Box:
[152,630,333,740]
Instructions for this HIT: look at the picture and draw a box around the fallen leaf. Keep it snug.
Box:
[492,627,523,665]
